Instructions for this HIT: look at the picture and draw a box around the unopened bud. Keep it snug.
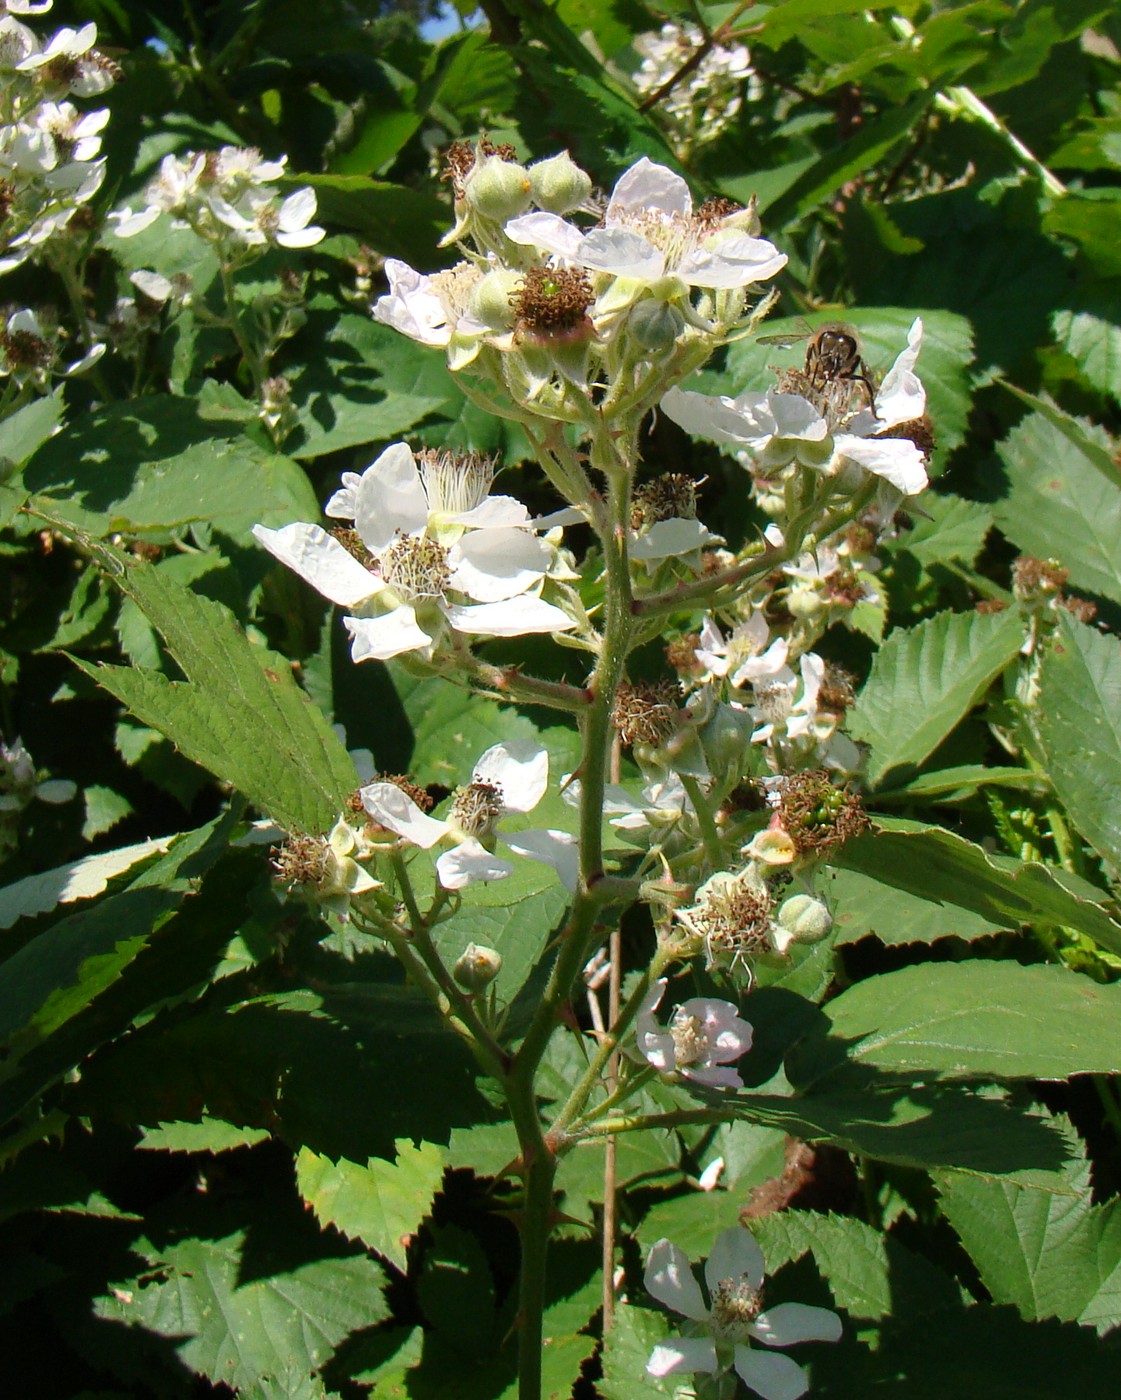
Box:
[776,894,832,944]
[786,584,825,622]
[628,299,685,353]
[471,267,522,330]
[528,151,592,214]
[454,942,503,992]
[465,155,532,221]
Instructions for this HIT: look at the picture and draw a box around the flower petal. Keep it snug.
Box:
[503,828,579,890]
[678,235,787,288]
[631,517,721,561]
[609,157,691,218]
[252,523,379,607]
[682,1064,744,1089]
[705,1227,765,1295]
[504,210,585,262]
[353,442,428,552]
[360,782,447,848]
[449,528,551,602]
[647,1336,719,1377]
[733,1345,811,1400]
[831,434,928,496]
[579,226,664,281]
[444,595,575,637]
[661,385,774,447]
[751,1303,843,1348]
[373,259,451,346]
[644,1238,709,1322]
[436,838,513,889]
[344,607,433,662]
[472,740,548,813]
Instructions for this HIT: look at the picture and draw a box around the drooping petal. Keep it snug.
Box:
[733,1345,811,1400]
[504,211,585,262]
[360,782,448,848]
[449,528,551,602]
[444,595,575,637]
[608,157,692,219]
[647,1336,719,1377]
[831,433,928,496]
[344,607,434,662]
[631,517,721,561]
[436,837,513,889]
[503,828,579,890]
[677,235,787,288]
[682,1063,744,1089]
[252,523,379,607]
[705,1227,766,1295]
[644,1237,709,1322]
[373,259,452,347]
[751,1303,843,1348]
[873,316,925,427]
[661,386,775,447]
[324,470,365,519]
[472,740,548,813]
[353,442,429,552]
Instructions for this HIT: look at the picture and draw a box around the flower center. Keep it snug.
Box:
[710,1276,764,1344]
[511,265,594,339]
[692,874,774,961]
[416,447,495,516]
[450,780,505,838]
[668,1010,710,1066]
[380,532,451,600]
[631,472,697,527]
[272,833,331,889]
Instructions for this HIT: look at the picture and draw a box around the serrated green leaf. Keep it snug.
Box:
[599,1301,680,1399]
[831,822,1121,957]
[61,537,357,835]
[994,400,1121,605]
[297,1139,446,1272]
[96,1231,387,1391]
[137,1117,271,1153]
[896,492,993,567]
[829,865,1004,946]
[849,609,1024,786]
[788,961,1121,1088]
[1051,305,1121,402]
[1035,612,1121,872]
[0,390,64,472]
[24,395,318,536]
[872,765,1049,803]
[0,834,176,930]
[633,1189,746,1258]
[937,1111,1121,1332]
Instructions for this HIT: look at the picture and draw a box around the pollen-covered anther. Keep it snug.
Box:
[381,532,451,600]
[450,780,505,838]
[611,680,682,748]
[271,833,330,888]
[328,526,375,570]
[695,877,774,960]
[511,266,595,340]
[668,1010,710,1067]
[822,564,864,608]
[416,447,496,516]
[631,473,698,528]
[429,262,483,314]
[695,196,744,233]
[665,632,703,677]
[776,769,869,855]
[710,1276,765,1344]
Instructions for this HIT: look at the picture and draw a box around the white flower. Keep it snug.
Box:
[645,1228,842,1400]
[695,612,791,689]
[374,258,454,346]
[359,741,576,891]
[252,443,575,663]
[0,736,75,812]
[662,384,830,466]
[272,819,380,921]
[505,157,786,307]
[750,652,825,745]
[636,978,753,1089]
[830,317,928,495]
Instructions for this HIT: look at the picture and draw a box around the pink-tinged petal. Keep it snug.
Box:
[647,1336,719,1377]
[359,782,447,848]
[436,838,513,889]
[705,1227,765,1295]
[344,607,433,662]
[733,1346,811,1400]
[353,442,428,552]
[504,211,585,261]
[609,157,691,218]
[444,595,575,637]
[631,517,721,561]
[578,226,664,281]
[832,434,928,496]
[678,236,787,288]
[678,998,753,1060]
[252,523,379,607]
[503,828,579,890]
[644,1238,708,1322]
[473,740,548,813]
[751,1303,843,1348]
[449,528,550,602]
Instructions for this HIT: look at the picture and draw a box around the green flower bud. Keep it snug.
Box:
[628,299,685,353]
[776,894,832,944]
[528,151,592,214]
[786,585,826,621]
[453,942,503,992]
[470,267,522,331]
[465,155,532,221]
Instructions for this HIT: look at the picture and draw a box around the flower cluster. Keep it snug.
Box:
[646,1228,842,1400]
[253,441,575,664]
[0,1,116,272]
[633,21,755,158]
[374,143,787,423]
[112,145,324,258]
